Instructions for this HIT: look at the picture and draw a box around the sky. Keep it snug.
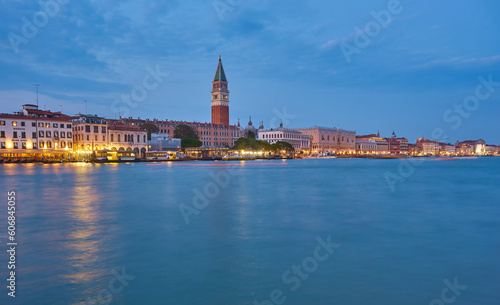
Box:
[0,0,499,144]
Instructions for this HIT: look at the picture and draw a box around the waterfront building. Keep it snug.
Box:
[296,126,356,153]
[486,145,499,155]
[355,140,377,154]
[257,122,311,151]
[0,104,73,160]
[356,132,389,154]
[106,120,148,155]
[456,139,486,155]
[148,134,181,151]
[438,142,456,155]
[408,143,422,155]
[72,114,108,151]
[385,131,409,154]
[417,138,440,155]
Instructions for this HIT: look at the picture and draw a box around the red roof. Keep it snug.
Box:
[0,113,72,122]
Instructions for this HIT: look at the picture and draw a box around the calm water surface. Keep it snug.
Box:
[0,158,499,305]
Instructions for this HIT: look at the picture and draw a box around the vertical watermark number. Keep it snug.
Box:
[6,191,17,298]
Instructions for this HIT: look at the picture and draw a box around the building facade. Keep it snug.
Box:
[106,120,148,154]
[257,122,311,151]
[72,114,108,151]
[296,126,356,153]
[0,104,73,160]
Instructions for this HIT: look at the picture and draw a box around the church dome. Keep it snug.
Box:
[244,116,257,135]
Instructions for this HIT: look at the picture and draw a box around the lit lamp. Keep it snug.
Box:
[6,142,12,148]
[27,143,32,149]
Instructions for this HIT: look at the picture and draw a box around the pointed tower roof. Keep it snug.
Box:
[214,55,227,82]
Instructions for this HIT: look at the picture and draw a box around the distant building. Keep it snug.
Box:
[257,121,310,151]
[456,139,486,155]
[0,104,73,160]
[356,132,389,154]
[355,140,377,153]
[296,126,356,153]
[438,142,456,154]
[385,131,409,154]
[417,138,440,155]
[148,134,181,151]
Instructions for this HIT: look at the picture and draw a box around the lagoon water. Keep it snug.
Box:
[0,158,499,305]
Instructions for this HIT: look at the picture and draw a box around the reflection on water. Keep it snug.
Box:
[63,165,103,285]
[0,159,499,305]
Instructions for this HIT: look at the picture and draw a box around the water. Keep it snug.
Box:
[0,158,499,305]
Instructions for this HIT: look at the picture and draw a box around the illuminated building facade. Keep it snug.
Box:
[296,126,356,153]
[72,114,108,151]
[257,122,311,151]
[0,104,73,160]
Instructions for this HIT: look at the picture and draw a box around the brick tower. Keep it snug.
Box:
[211,55,230,126]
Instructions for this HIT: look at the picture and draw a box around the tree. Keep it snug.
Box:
[269,141,295,152]
[234,138,259,150]
[139,122,159,141]
[174,124,199,140]
[257,140,271,150]
[181,138,202,148]
[247,130,256,139]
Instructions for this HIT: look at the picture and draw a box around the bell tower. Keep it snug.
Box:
[211,55,230,126]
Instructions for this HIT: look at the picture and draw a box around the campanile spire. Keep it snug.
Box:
[211,56,230,126]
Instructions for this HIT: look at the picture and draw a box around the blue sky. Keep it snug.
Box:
[0,0,499,143]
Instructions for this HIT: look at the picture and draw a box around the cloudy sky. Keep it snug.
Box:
[1,0,499,143]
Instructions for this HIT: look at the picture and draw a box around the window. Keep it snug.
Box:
[54,131,59,138]
[67,132,72,137]
[47,141,52,148]
[32,122,36,127]
[0,120,5,125]
[143,135,146,142]
[118,134,121,142]
[61,141,66,148]
[68,142,72,148]
[102,127,106,133]
[32,132,37,139]
[13,132,18,138]
[103,135,105,141]
[46,131,51,137]
[21,122,25,126]
[22,142,26,149]
[111,134,114,142]
[85,125,90,132]
[0,131,4,138]
[53,123,58,128]
[38,123,44,127]
[39,131,44,137]
[95,135,98,141]
[45,123,50,128]
[33,142,37,149]
[137,135,140,143]
[60,132,65,138]
[12,121,17,126]
[13,142,18,149]
[87,135,89,141]
[93,126,98,133]
[21,132,26,138]
[0,142,4,149]
[67,124,71,128]
[40,141,45,148]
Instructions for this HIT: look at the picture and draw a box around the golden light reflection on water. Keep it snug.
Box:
[61,164,106,285]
